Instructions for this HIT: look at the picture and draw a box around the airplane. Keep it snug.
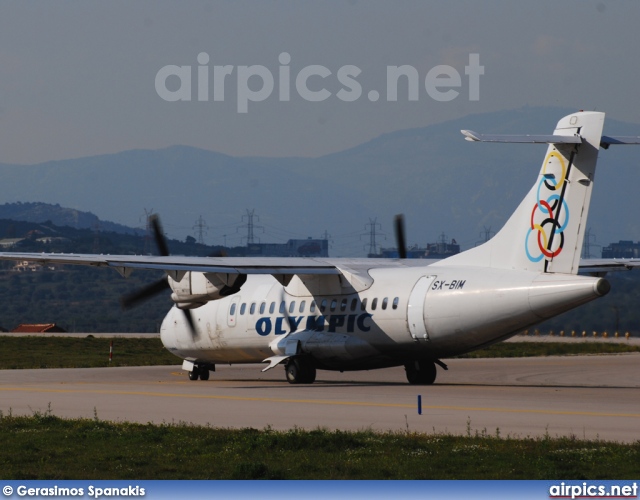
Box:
[2,110,640,385]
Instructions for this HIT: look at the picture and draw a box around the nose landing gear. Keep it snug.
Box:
[187,363,215,381]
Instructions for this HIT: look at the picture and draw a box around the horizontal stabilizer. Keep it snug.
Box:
[461,130,582,144]
[600,135,640,149]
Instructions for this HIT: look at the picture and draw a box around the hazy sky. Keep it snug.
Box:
[1,1,639,165]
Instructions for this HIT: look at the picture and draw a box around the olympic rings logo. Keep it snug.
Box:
[525,151,569,263]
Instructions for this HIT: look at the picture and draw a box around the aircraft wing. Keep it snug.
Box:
[0,252,436,281]
[0,252,343,275]
[0,252,639,275]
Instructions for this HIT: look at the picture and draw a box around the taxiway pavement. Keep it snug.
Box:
[1,354,639,442]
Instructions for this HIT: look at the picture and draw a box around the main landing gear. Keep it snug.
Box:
[284,357,317,384]
[404,360,438,385]
[187,363,215,381]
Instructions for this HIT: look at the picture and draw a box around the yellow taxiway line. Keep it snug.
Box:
[1,386,639,419]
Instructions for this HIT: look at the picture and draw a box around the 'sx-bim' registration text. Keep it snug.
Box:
[155,52,484,112]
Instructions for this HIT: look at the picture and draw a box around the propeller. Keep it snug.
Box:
[120,214,198,339]
[394,214,407,259]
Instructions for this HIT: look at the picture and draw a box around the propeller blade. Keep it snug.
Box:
[149,214,170,257]
[120,278,170,310]
[181,308,198,340]
[394,214,407,259]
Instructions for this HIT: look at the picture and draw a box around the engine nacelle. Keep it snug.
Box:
[168,271,242,309]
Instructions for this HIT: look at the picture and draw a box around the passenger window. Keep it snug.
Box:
[330,299,337,312]
[392,297,399,310]
[382,297,388,310]
[240,303,246,315]
[269,302,275,314]
[230,303,236,315]
[320,299,327,312]
[340,298,347,311]
[289,301,296,314]
[250,303,256,315]
[350,298,358,311]
[310,301,316,313]
[299,300,306,313]
[260,302,266,314]
[371,298,378,310]
[361,298,367,311]
[279,301,286,314]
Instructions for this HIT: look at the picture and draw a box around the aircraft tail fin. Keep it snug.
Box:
[442,111,605,274]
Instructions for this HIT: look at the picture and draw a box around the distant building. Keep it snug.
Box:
[11,323,67,333]
[0,238,24,248]
[247,238,329,257]
[12,260,56,272]
[36,236,70,244]
[371,235,460,259]
[601,240,640,259]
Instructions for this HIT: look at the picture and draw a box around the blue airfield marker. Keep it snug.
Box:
[417,394,422,415]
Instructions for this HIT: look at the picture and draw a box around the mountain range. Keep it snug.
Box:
[2,107,639,256]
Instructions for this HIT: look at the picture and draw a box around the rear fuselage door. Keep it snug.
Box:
[407,276,436,341]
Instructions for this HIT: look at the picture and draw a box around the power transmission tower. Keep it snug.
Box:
[321,229,333,248]
[475,226,495,246]
[363,218,383,256]
[582,227,600,258]
[319,229,333,256]
[193,215,209,245]
[238,209,264,245]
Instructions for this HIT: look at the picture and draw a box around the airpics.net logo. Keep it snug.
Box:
[155,52,484,113]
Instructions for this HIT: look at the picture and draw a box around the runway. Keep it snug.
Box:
[1,354,639,443]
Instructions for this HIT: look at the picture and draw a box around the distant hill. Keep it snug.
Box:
[1,107,639,255]
[0,202,144,236]
[0,216,239,258]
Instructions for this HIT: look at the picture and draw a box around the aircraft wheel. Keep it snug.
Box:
[304,364,317,384]
[404,360,437,385]
[285,360,300,384]
[188,370,199,381]
[285,358,316,384]
[199,368,210,381]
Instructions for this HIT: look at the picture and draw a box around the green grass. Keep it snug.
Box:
[0,336,180,369]
[0,411,638,479]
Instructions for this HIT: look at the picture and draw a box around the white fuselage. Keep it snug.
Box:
[160,264,607,371]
